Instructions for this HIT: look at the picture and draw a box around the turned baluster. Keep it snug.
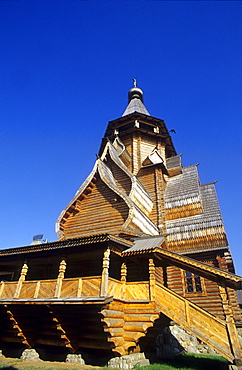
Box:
[54,259,66,298]
[14,262,28,298]
[100,248,110,297]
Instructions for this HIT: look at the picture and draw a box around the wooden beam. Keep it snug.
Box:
[34,281,41,299]
[77,278,83,298]
[46,308,75,353]
[154,249,242,290]
[4,306,31,348]
[78,338,113,350]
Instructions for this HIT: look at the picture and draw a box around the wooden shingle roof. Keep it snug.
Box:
[165,165,228,253]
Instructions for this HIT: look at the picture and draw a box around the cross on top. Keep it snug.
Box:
[132,78,137,87]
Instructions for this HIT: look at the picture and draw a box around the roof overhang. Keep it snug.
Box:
[0,234,133,262]
[153,248,242,290]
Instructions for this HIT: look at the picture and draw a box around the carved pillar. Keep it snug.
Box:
[54,259,66,298]
[121,262,127,299]
[100,248,110,297]
[14,262,28,298]
[219,282,242,362]
[149,259,156,301]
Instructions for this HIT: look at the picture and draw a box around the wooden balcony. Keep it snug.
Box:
[0,269,241,363]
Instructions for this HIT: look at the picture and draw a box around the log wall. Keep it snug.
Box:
[165,264,242,322]
[62,178,129,238]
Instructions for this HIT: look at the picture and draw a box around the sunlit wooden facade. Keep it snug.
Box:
[0,85,241,365]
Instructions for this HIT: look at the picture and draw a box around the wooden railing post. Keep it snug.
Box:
[54,259,66,298]
[14,262,28,298]
[219,282,242,362]
[0,282,5,297]
[77,278,83,298]
[100,248,110,297]
[121,262,127,299]
[149,259,156,301]
[34,281,41,299]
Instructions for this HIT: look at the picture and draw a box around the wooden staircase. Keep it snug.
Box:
[103,274,241,363]
[153,282,242,363]
[100,283,242,363]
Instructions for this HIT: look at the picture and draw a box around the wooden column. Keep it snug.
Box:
[219,282,242,363]
[121,262,127,299]
[54,259,66,298]
[14,262,28,298]
[149,259,156,301]
[100,248,110,297]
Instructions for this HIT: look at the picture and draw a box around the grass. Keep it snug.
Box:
[134,353,229,370]
[0,353,229,370]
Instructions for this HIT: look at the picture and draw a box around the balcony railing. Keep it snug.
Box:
[0,276,150,301]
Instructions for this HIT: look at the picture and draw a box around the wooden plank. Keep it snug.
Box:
[61,279,79,298]
[0,282,17,298]
[82,277,101,297]
[38,281,56,298]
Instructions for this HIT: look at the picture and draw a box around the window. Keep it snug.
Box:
[184,271,204,295]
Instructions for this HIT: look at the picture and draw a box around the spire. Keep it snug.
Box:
[122,79,150,116]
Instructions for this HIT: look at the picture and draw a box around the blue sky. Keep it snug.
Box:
[0,1,241,275]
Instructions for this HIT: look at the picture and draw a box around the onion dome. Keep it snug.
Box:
[122,80,150,116]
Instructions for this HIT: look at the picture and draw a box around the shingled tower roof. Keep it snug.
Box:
[122,83,150,116]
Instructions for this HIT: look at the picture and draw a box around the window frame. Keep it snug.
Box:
[182,270,206,297]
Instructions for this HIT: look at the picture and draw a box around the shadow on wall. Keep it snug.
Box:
[155,327,185,358]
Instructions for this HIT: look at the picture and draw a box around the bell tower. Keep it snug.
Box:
[101,80,176,176]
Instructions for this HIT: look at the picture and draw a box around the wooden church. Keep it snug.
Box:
[0,82,241,365]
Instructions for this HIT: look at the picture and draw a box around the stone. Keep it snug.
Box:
[108,353,149,369]
[65,354,85,364]
[155,323,221,359]
[21,349,40,361]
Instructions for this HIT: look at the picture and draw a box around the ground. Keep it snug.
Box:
[0,356,98,370]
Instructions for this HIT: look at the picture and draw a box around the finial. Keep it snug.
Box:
[132,78,137,88]
[128,80,143,103]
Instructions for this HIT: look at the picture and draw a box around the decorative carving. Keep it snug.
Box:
[100,248,110,297]
[14,263,28,298]
[149,259,156,300]
[54,259,66,298]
